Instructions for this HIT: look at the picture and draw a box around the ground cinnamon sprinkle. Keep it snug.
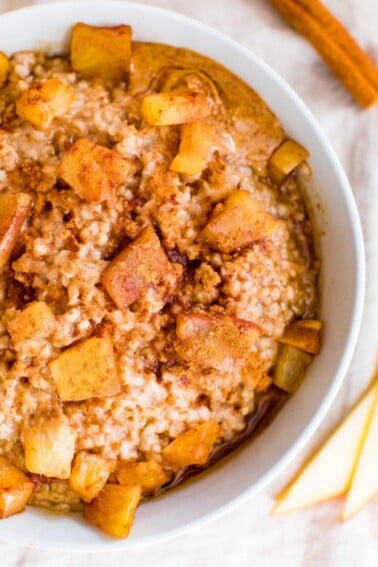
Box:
[267,0,378,108]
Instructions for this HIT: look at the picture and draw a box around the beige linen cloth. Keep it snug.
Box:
[0,0,377,565]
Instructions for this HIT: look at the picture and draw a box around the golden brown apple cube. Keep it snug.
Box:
[202,190,280,254]
[0,192,32,268]
[268,139,309,185]
[162,421,222,471]
[8,301,55,344]
[71,23,132,83]
[170,119,215,175]
[101,225,170,308]
[242,352,269,391]
[49,335,121,402]
[83,484,141,538]
[141,90,212,126]
[0,456,34,519]
[58,138,130,205]
[0,51,10,86]
[117,460,170,495]
[278,319,322,354]
[274,344,313,394]
[23,417,77,479]
[175,312,261,371]
[16,78,74,130]
[70,452,115,503]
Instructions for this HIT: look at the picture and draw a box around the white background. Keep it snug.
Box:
[1,0,378,565]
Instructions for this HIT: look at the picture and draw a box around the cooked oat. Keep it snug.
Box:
[0,36,318,516]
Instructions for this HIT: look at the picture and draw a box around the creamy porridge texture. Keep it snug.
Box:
[0,24,320,537]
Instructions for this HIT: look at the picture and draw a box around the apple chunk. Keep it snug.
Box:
[0,51,10,86]
[342,385,378,521]
[117,460,170,495]
[278,319,322,354]
[101,225,170,308]
[71,23,132,83]
[202,190,280,254]
[70,452,115,503]
[23,417,77,479]
[141,90,212,126]
[175,312,261,371]
[273,344,313,394]
[8,301,55,345]
[268,139,309,185]
[272,383,378,515]
[83,484,141,538]
[0,456,34,519]
[58,138,130,204]
[49,335,121,401]
[162,421,222,471]
[170,119,215,175]
[16,78,74,130]
[0,192,32,268]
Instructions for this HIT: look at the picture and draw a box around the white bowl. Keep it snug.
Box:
[0,1,364,552]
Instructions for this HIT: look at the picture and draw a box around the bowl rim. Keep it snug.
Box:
[0,0,365,552]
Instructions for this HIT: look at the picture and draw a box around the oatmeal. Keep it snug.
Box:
[0,23,320,536]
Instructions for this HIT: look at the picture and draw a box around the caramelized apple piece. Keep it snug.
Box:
[0,51,10,86]
[83,484,141,538]
[23,417,77,479]
[71,23,132,83]
[268,139,309,185]
[175,312,260,371]
[0,192,32,268]
[202,190,280,254]
[70,452,115,503]
[58,138,130,205]
[117,460,170,495]
[162,421,222,471]
[0,456,34,519]
[279,319,322,354]
[101,225,170,308]
[141,90,211,126]
[49,335,120,401]
[8,301,55,344]
[274,344,313,393]
[16,78,74,130]
[242,353,271,391]
[170,119,215,175]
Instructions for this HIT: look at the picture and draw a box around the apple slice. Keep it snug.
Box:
[162,421,223,471]
[71,23,132,83]
[268,139,309,185]
[175,312,261,372]
[342,384,378,521]
[83,484,141,538]
[272,382,378,515]
[49,335,121,401]
[141,90,211,126]
[0,192,32,268]
[0,51,10,86]
[16,78,74,130]
[58,138,130,205]
[170,119,215,175]
[201,190,280,254]
[278,319,322,355]
[0,456,34,518]
[101,225,170,308]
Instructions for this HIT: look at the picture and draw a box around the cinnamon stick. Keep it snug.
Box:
[267,0,378,108]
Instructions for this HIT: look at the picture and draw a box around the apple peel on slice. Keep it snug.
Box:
[341,383,378,521]
[272,382,378,515]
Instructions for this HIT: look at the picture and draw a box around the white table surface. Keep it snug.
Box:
[1,0,378,565]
